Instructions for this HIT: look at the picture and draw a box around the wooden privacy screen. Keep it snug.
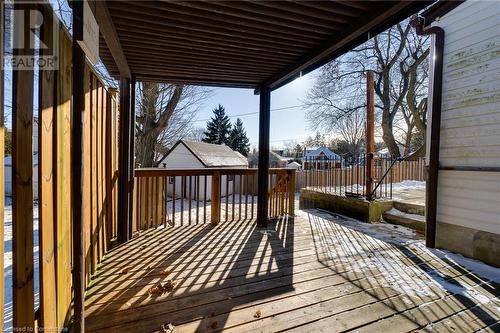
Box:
[9,7,120,330]
[132,168,295,232]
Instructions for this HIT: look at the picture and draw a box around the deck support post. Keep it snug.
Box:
[0,0,4,327]
[71,1,85,331]
[257,85,271,227]
[128,75,136,238]
[365,70,375,201]
[118,77,131,243]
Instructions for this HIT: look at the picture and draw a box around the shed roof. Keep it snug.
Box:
[164,140,248,168]
[96,0,432,89]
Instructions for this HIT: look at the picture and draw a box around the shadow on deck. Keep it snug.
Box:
[84,210,500,332]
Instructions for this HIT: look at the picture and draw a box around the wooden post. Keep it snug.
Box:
[118,77,131,243]
[211,171,221,224]
[127,75,136,238]
[38,4,57,328]
[257,85,271,227]
[72,1,86,330]
[12,3,35,329]
[0,0,4,327]
[365,71,375,201]
[288,170,296,216]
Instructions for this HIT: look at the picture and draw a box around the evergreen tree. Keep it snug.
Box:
[228,118,250,156]
[203,104,232,144]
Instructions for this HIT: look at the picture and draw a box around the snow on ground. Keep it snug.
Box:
[391,180,426,190]
[161,194,259,226]
[300,208,500,313]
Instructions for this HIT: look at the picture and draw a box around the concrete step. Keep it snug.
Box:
[383,208,426,233]
[393,201,425,216]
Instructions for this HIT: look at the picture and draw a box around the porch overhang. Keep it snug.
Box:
[94,0,433,90]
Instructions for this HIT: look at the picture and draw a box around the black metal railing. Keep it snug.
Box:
[299,154,426,200]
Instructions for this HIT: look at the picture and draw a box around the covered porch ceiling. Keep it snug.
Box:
[96,0,433,90]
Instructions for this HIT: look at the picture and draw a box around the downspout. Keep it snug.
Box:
[411,17,444,248]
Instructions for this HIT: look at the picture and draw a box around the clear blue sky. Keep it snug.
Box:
[193,73,317,150]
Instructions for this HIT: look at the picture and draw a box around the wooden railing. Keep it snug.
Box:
[132,168,295,231]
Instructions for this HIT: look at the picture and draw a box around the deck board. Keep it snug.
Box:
[85,209,500,332]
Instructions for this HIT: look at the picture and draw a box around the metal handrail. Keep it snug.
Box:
[369,156,402,200]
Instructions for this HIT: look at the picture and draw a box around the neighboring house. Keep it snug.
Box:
[423,1,500,267]
[247,151,289,168]
[302,147,342,170]
[158,140,248,201]
[287,161,302,170]
[272,149,284,156]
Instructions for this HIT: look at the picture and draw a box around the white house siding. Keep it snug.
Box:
[432,1,500,266]
[160,143,236,201]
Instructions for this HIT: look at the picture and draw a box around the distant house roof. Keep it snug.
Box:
[270,151,289,162]
[287,161,301,168]
[160,140,248,168]
[304,147,341,160]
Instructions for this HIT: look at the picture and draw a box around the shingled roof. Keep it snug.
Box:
[162,140,248,168]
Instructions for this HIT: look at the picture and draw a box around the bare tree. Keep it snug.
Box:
[135,82,211,167]
[304,19,429,157]
[184,127,206,142]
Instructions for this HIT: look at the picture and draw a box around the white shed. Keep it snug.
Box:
[158,140,248,200]
[424,0,500,267]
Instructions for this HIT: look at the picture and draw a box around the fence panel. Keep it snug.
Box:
[10,5,120,330]
[132,168,295,232]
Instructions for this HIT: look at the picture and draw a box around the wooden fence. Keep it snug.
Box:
[5,6,120,331]
[132,168,295,231]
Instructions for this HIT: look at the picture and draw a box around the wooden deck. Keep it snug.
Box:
[84,209,500,333]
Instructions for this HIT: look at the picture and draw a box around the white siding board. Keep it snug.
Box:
[432,1,500,237]
[441,101,497,120]
[437,4,500,166]
[437,170,500,235]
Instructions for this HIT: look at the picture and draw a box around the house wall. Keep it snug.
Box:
[159,143,239,201]
[432,0,500,267]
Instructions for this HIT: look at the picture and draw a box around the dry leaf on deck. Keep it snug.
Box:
[161,323,175,333]
[253,310,262,318]
[121,267,131,274]
[163,279,176,292]
[160,269,171,276]
[148,282,165,296]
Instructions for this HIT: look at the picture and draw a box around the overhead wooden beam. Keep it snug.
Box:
[92,0,131,78]
[256,85,271,228]
[71,1,86,331]
[264,1,432,91]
